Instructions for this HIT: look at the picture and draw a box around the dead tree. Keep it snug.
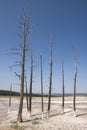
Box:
[25,76,29,111]
[9,83,12,107]
[17,8,30,123]
[47,34,53,118]
[62,60,65,114]
[40,55,44,120]
[29,45,33,116]
[73,48,77,117]
[8,83,12,114]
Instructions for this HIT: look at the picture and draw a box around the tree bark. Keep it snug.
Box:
[17,42,25,123]
[8,83,12,114]
[40,55,44,119]
[47,34,53,118]
[73,48,77,116]
[29,46,33,116]
[17,8,30,123]
[25,76,29,111]
[62,60,65,114]
[9,83,12,107]
[73,74,77,111]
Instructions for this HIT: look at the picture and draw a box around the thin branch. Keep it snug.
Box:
[15,72,21,79]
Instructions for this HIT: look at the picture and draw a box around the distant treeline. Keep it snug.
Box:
[0,90,20,96]
[0,90,87,97]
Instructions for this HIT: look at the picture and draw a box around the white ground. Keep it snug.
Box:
[0,96,87,130]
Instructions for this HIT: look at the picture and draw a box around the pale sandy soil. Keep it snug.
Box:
[0,96,87,130]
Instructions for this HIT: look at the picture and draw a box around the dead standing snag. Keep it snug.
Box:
[47,34,53,118]
[40,55,44,120]
[29,44,33,117]
[62,60,65,114]
[17,8,30,123]
[73,48,77,117]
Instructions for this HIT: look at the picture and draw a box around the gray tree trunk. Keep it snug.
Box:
[29,46,33,116]
[62,60,65,114]
[17,40,25,122]
[40,55,44,119]
[9,83,12,107]
[8,83,12,114]
[73,48,77,116]
[25,76,29,111]
[47,34,53,118]
[17,8,30,123]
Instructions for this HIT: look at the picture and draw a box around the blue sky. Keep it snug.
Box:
[0,0,87,93]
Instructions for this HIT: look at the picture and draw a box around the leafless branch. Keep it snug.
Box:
[15,72,21,79]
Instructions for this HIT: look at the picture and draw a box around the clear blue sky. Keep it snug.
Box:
[0,0,87,93]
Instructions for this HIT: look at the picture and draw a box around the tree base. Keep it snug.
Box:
[17,115,23,123]
[28,111,32,119]
[62,108,64,115]
[73,111,77,117]
[8,107,11,114]
[42,112,44,120]
[17,118,22,123]
[47,111,50,119]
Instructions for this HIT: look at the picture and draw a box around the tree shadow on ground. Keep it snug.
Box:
[76,112,87,117]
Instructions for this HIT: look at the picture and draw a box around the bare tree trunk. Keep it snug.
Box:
[25,76,29,111]
[73,48,77,117]
[17,42,25,123]
[29,45,33,117]
[73,75,76,111]
[17,8,30,123]
[47,34,53,118]
[62,60,65,114]
[8,83,12,114]
[9,83,12,107]
[40,55,44,120]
